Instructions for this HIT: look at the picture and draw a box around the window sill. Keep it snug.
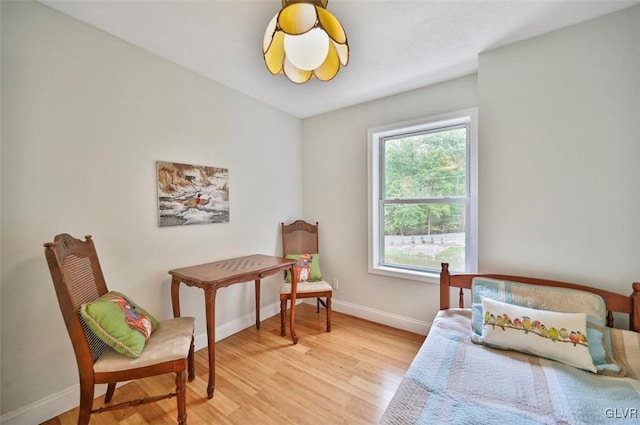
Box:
[369,265,440,285]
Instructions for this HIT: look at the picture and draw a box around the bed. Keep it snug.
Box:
[380,264,640,424]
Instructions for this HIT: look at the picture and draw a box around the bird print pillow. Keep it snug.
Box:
[479,297,597,373]
[285,253,323,283]
[470,277,625,376]
[80,291,160,358]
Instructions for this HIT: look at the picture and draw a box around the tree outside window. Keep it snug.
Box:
[369,109,477,280]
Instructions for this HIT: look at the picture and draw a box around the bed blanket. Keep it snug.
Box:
[380,309,640,424]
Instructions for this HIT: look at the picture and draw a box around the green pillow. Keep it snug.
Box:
[80,291,160,358]
[285,253,323,283]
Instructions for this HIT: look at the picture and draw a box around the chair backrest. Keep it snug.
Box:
[44,234,110,369]
[281,220,319,256]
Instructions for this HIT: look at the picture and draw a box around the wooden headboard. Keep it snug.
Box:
[439,263,640,332]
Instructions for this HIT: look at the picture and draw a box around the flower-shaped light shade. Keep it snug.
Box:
[263,0,349,83]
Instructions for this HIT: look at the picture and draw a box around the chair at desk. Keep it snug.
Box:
[44,233,195,425]
[280,220,333,336]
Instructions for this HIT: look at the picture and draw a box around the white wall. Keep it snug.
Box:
[301,75,478,327]
[300,5,640,335]
[0,1,302,419]
[478,5,640,295]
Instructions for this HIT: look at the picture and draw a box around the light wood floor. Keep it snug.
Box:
[43,303,425,425]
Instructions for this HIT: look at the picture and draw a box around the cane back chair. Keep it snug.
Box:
[44,234,195,425]
[280,220,332,335]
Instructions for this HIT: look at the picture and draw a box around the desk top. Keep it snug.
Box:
[169,254,296,288]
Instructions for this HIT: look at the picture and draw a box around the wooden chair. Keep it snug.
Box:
[280,220,332,335]
[44,234,195,425]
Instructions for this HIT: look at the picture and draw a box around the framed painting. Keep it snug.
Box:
[156,161,229,226]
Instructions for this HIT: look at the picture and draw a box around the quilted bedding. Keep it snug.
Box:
[379,309,640,425]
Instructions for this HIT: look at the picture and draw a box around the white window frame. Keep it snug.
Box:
[367,108,478,283]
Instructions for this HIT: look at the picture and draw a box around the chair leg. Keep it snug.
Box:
[188,336,195,382]
[326,296,332,332]
[104,382,116,403]
[316,297,320,313]
[176,370,187,425]
[280,297,287,336]
[77,380,94,425]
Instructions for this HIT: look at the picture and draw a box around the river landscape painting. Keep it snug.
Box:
[156,161,229,226]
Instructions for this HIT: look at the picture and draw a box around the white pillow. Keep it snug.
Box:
[479,297,597,373]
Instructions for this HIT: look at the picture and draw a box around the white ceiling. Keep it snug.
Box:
[42,0,638,118]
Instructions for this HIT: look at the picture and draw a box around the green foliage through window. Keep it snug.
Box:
[370,109,477,276]
[384,127,466,199]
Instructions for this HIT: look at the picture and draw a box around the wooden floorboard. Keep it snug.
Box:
[42,304,425,424]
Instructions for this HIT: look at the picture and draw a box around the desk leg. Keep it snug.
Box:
[254,279,261,330]
[205,287,217,399]
[290,268,299,345]
[171,277,181,318]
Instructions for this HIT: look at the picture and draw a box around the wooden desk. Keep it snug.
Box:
[169,254,298,399]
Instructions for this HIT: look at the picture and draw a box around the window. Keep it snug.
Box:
[368,109,477,281]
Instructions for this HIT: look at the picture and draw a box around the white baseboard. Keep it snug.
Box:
[2,299,424,424]
[0,300,289,425]
[0,383,112,425]
[306,298,432,336]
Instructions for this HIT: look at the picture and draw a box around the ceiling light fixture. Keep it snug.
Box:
[263,0,349,84]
